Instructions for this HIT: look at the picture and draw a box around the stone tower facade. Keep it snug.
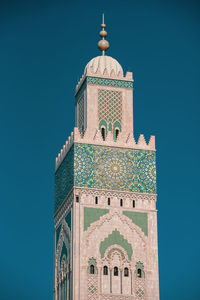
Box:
[54,20,159,300]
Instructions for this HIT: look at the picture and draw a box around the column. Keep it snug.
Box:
[110,269,112,294]
[120,270,122,294]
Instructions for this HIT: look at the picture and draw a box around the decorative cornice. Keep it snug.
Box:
[75,75,133,97]
[74,186,157,203]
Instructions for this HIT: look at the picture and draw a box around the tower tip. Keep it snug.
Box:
[98,14,109,55]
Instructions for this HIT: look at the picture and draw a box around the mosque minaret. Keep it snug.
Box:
[54,15,159,300]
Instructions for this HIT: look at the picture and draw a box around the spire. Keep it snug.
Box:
[98,13,109,56]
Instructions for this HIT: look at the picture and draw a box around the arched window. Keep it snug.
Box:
[120,199,123,207]
[137,268,142,278]
[95,196,98,204]
[103,266,108,275]
[101,127,106,141]
[115,129,119,140]
[108,198,110,206]
[90,265,95,274]
[133,200,135,208]
[124,267,129,277]
[114,266,118,276]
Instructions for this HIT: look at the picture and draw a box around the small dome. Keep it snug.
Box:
[84,55,123,77]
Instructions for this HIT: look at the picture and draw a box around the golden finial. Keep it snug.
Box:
[98,13,109,55]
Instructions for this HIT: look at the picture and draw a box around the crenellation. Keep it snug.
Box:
[55,128,155,172]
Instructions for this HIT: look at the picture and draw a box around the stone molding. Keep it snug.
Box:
[74,186,157,202]
[54,187,157,224]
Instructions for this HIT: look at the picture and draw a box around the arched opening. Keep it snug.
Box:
[101,127,106,141]
[108,198,110,206]
[133,200,135,208]
[124,267,129,277]
[103,266,108,275]
[95,196,98,204]
[90,265,95,274]
[137,268,142,278]
[120,199,123,207]
[115,128,119,140]
[114,266,118,276]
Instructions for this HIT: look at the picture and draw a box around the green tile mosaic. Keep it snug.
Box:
[84,207,109,231]
[98,89,122,134]
[87,76,133,89]
[54,146,74,212]
[99,229,133,260]
[123,211,148,236]
[74,143,156,194]
[55,143,156,212]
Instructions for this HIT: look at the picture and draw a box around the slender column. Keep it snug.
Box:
[100,267,102,294]
[66,272,68,300]
[110,269,112,294]
[60,279,63,300]
[59,281,61,300]
[57,284,59,300]
[68,270,70,300]
[120,270,122,294]
[131,271,133,295]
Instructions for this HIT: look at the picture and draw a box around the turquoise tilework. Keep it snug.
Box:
[87,77,133,88]
[74,144,156,194]
[75,76,133,100]
[55,143,156,212]
[55,146,74,212]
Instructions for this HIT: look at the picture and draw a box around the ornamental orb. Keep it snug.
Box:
[99,30,107,38]
[98,39,109,52]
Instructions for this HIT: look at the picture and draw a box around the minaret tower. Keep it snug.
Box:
[54,15,159,300]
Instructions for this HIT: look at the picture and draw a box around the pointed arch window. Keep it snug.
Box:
[124,267,129,277]
[103,266,108,275]
[114,266,118,276]
[137,268,142,278]
[101,127,106,141]
[90,265,95,274]
[115,128,119,140]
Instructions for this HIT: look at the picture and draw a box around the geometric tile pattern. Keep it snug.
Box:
[98,89,122,132]
[87,76,133,89]
[54,146,74,212]
[76,76,133,102]
[88,275,98,300]
[54,143,156,212]
[135,278,145,300]
[74,143,156,194]
[78,95,84,135]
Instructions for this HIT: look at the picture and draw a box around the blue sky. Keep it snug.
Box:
[0,0,199,299]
